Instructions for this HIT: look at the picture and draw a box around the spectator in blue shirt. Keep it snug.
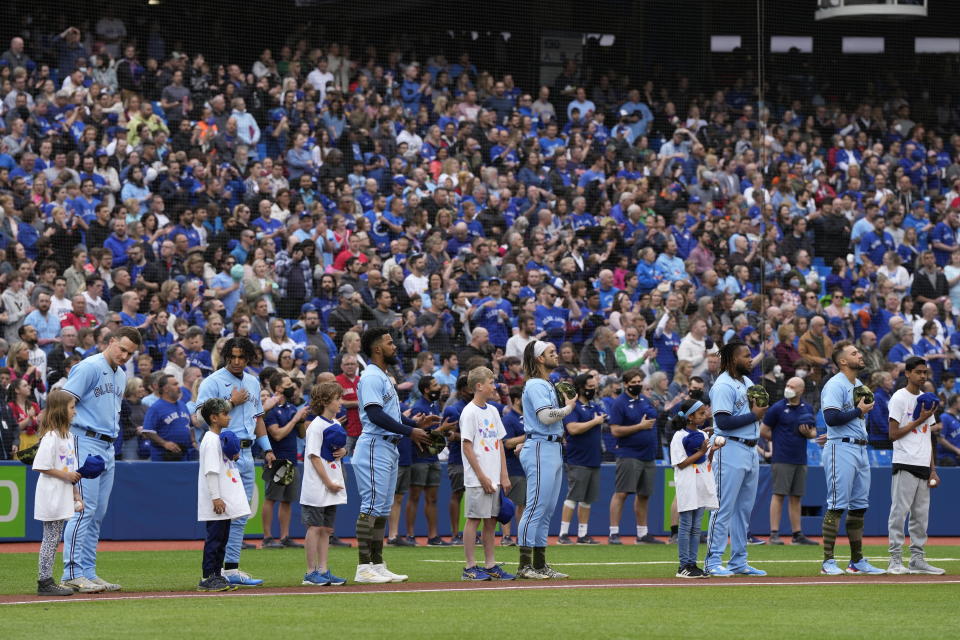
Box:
[141,373,197,461]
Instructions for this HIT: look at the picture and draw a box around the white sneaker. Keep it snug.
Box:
[909,558,946,575]
[372,563,408,582]
[354,563,391,584]
[63,577,106,593]
[887,557,909,575]
[91,577,121,592]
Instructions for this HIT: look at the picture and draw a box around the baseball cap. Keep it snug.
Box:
[486,277,501,285]
[689,195,701,204]
[338,284,356,297]
[220,431,241,459]
[300,302,317,314]
[496,490,516,525]
[294,348,307,361]
[393,175,407,186]
[829,316,844,326]
[739,325,757,340]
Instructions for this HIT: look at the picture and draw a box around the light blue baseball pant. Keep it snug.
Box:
[517,439,563,548]
[705,441,759,573]
[353,433,399,517]
[62,431,116,582]
[823,440,871,511]
[224,448,255,564]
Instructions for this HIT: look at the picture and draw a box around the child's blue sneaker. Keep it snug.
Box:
[302,570,328,586]
[483,564,516,581]
[732,565,767,577]
[461,566,491,581]
[322,570,346,586]
[846,559,886,575]
[820,559,844,576]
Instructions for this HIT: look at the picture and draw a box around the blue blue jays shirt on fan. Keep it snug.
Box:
[358,363,402,437]
[535,305,569,347]
[939,412,960,464]
[710,372,759,439]
[522,378,565,438]
[142,398,193,460]
[820,372,867,440]
[266,401,301,461]
[608,393,659,460]
[411,397,442,463]
[472,297,513,348]
[442,398,467,465]
[563,399,604,467]
[762,398,812,465]
[501,407,525,476]
[195,368,264,440]
[63,353,126,438]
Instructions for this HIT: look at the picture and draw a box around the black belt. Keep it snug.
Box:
[727,436,758,447]
[527,434,563,442]
[240,439,253,448]
[381,435,401,445]
[81,429,115,444]
[834,437,868,446]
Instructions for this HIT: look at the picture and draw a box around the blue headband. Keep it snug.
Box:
[679,400,704,418]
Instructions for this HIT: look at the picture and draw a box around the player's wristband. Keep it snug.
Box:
[256,435,272,452]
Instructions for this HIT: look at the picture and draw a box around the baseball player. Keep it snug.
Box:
[195,337,276,587]
[704,341,768,577]
[885,357,944,575]
[516,340,575,580]
[61,326,142,593]
[819,341,885,575]
[353,328,434,584]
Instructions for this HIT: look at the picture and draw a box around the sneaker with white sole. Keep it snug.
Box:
[222,569,264,586]
[887,557,909,575]
[302,570,329,586]
[820,559,844,576]
[91,577,121,592]
[909,558,946,575]
[676,565,696,578]
[516,565,549,580]
[63,577,105,593]
[354,563,391,584]
[846,559,885,575]
[371,563,408,582]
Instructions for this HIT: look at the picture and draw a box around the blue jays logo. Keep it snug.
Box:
[734,398,745,411]
[382,391,395,404]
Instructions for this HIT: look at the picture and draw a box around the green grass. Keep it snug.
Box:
[3,545,959,638]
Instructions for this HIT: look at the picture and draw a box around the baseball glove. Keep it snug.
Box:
[555,381,576,404]
[263,459,296,486]
[746,384,770,408]
[17,443,39,466]
[852,385,874,407]
[421,430,447,457]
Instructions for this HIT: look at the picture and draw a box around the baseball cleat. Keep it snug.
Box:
[637,534,665,544]
[280,537,304,548]
[607,533,623,545]
[732,565,767,577]
[707,566,735,577]
[63,577,105,593]
[222,569,264,586]
[557,534,574,545]
[517,565,550,580]
[577,535,599,545]
[792,534,818,546]
[354,563,391,584]
[908,558,946,575]
[372,563,408,582]
[846,559,886,575]
[91,577,121,591]
[197,576,236,592]
[539,565,569,579]
[500,535,517,546]
[820,559,844,576]
[766,535,784,545]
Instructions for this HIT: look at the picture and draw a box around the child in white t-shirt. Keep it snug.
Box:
[300,381,349,586]
[669,397,721,579]
[32,390,82,596]
[196,398,251,592]
[460,367,514,582]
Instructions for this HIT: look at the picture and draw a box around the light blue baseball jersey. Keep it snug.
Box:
[358,363,402,436]
[710,371,759,439]
[63,353,126,438]
[195,367,264,439]
[820,372,867,439]
[521,378,564,438]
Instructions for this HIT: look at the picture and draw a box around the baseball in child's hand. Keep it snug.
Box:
[714,436,726,447]
[74,500,84,512]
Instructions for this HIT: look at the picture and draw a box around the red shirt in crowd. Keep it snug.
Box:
[335,372,362,437]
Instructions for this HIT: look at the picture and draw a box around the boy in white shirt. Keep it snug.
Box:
[460,367,514,581]
[300,381,350,586]
[885,357,944,575]
[197,398,251,592]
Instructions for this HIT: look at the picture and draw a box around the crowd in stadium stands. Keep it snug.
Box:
[1,18,960,535]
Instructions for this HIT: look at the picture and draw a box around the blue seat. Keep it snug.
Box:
[812,257,825,268]
[870,448,893,467]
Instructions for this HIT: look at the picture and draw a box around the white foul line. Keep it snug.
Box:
[3,579,959,606]
[419,557,960,566]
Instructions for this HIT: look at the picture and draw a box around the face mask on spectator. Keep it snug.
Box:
[627,385,643,397]
[795,369,808,379]
[783,387,797,399]
[582,388,597,400]
[282,387,295,400]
